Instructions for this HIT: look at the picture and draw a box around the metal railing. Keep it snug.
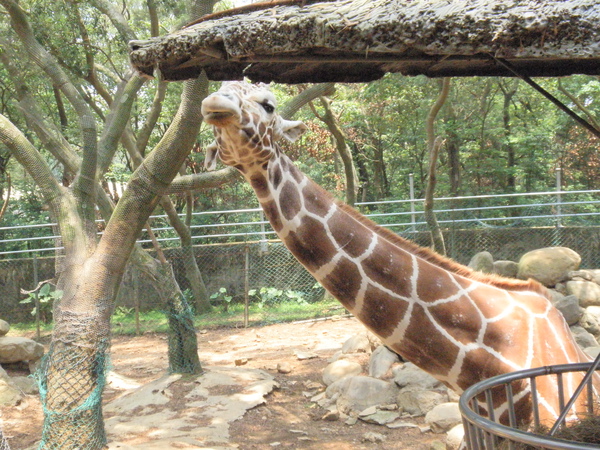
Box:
[1,188,599,258]
[460,357,600,449]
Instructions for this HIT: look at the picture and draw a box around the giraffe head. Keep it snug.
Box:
[201,82,307,173]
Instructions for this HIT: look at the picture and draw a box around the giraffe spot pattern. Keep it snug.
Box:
[400,304,460,377]
[250,174,270,199]
[280,181,302,220]
[285,216,336,272]
[360,241,412,299]
[261,200,283,233]
[323,256,361,310]
[416,260,461,303]
[302,183,333,217]
[327,209,373,258]
[427,295,483,346]
[359,284,409,339]
[270,163,283,189]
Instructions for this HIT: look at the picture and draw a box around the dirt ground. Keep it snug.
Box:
[3,316,442,449]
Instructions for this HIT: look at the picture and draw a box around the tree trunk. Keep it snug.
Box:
[423,78,450,255]
[499,79,518,192]
[160,195,212,313]
[310,96,359,205]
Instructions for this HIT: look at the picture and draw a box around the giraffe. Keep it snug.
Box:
[200,81,598,429]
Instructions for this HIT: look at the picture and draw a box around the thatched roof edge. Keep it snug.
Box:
[129,0,600,83]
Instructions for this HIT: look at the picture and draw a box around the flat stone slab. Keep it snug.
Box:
[106,366,277,449]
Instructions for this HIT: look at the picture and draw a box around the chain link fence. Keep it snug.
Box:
[1,189,599,331]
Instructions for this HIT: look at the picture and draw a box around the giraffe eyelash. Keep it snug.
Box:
[260,101,275,113]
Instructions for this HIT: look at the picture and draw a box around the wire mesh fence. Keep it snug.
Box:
[1,189,599,331]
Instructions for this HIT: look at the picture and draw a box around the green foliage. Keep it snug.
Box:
[248,287,308,308]
[19,283,62,323]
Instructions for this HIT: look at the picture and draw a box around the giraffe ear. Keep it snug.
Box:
[204,141,220,171]
[280,120,308,143]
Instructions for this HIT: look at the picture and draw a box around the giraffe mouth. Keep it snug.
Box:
[203,111,238,127]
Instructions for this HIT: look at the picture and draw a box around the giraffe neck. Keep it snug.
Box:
[245,152,588,398]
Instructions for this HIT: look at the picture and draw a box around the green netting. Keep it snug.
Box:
[34,313,109,450]
[164,292,202,374]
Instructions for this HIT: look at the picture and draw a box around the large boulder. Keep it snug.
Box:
[517,247,581,287]
[570,325,599,348]
[566,281,600,308]
[368,346,400,378]
[493,260,518,278]
[396,386,446,416]
[553,295,584,326]
[323,360,362,386]
[0,336,45,364]
[326,375,398,415]
[0,365,22,405]
[393,362,444,390]
[425,402,462,433]
[0,320,9,337]
[468,252,494,273]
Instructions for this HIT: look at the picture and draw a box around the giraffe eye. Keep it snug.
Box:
[260,101,275,113]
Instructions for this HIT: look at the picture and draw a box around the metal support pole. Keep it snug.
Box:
[244,245,250,328]
[259,210,268,253]
[555,167,562,228]
[409,173,416,233]
[33,254,40,340]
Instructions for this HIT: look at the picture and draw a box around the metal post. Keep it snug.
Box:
[555,167,562,228]
[259,210,268,253]
[244,245,250,328]
[409,173,416,233]
[33,254,40,340]
[134,269,140,336]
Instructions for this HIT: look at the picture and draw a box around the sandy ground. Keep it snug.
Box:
[3,317,442,449]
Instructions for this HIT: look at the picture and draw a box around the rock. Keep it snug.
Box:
[359,408,400,425]
[0,366,22,405]
[295,351,318,360]
[569,270,600,285]
[580,311,600,339]
[393,362,444,390]
[397,387,447,416]
[493,260,518,278]
[553,295,584,325]
[11,375,38,394]
[517,247,581,287]
[0,320,9,337]
[468,251,494,273]
[548,289,566,303]
[585,347,600,359]
[447,388,461,403]
[326,376,398,415]
[277,362,292,374]
[555,282,568,295]
[362,431,386,443]
[446,424,465,450]
[341,333,372,354]
[570,325,599,349]
[566,281,600,308]
[369,346,400,378]
[322,360,362,386]
[429,441,446,450]
[0,336,45,364]
[425,402,462,433]
[321,410,340,421]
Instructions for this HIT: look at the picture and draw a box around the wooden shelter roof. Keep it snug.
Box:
[129,0,600,83]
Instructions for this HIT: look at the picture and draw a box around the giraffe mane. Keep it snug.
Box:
[335,201,548,297]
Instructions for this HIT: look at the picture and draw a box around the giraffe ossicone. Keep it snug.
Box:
[201,81,599,430]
